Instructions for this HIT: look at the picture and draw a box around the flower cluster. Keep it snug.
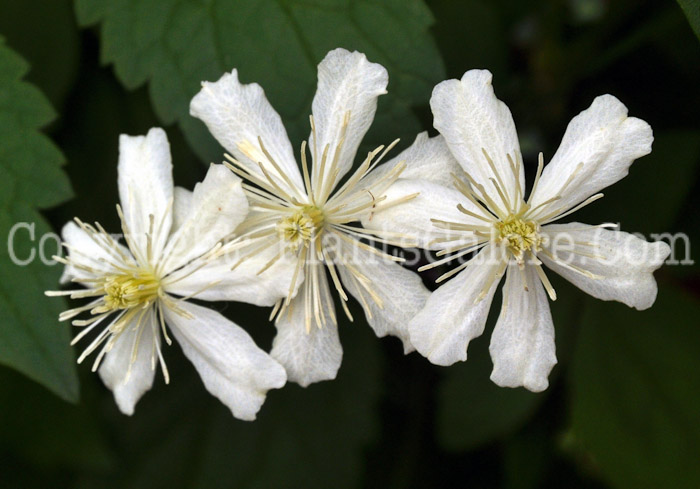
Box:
[47,49,670,419]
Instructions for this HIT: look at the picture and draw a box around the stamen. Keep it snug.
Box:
[257,136,304,201]
[533,262,557,301]
[527,152,545,205]
[482,148,512,211]
[535,193,604,224]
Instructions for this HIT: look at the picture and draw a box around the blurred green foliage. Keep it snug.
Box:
[74,0,445,163]
[0,35,77,402]
[677,0,700,39]
[1,0,699,488]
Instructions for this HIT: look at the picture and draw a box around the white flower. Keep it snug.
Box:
[364,70,671,392]
[190,48,430,386]
[46,128,286,419]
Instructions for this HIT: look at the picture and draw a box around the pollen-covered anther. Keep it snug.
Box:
[495,215,542,262]
[276,205,325,251]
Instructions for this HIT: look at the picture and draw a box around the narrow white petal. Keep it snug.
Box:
[190,69,303,194]
[98,316,156,416]
[166,242,300,307]
[489,264,557,392]
[336,239,430,353]
[270,273,342,387]
[59,221,132,284]
[529,95,653,219]
[541,222,670,310]
[409,245,504,365]
[118,127,174,262]
[362,132,463,189]
[172,186,193,233]
[362,179,485,250]
[165,301,286,421]
[431,70,523,205]
[310,48,388,187]
[160,164,248,272]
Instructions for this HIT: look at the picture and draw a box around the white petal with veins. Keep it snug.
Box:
[489,264,557,392]
[528,95,653,220]
[270,271,342,387]
[160,164,248,273]
[409,245,504,365]
[362,178,485,250]
[165,301,287,421]
[190,69,304,196]
[98,314,157,416]
[309,48,388,189]
[541,223,670,310]
[117,127,173,263]
[336,239,430,353]
[431,70,524,206]
[167,244,299,307]
[59,220,132,284]
[363,132,463,189]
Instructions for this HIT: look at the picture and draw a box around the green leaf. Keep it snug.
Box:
[0,37,78,402]
[677,0,700,40]
[570,287,700,489]
[73,0,445,164]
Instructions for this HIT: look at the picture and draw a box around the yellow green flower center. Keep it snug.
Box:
[102,270,160,311]
[495,215,542,259]
[277,205,325,250]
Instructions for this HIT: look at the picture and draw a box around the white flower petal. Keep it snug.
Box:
[409,245,504,365]
[172,186,193,233]
[118,127,174,262]
[335,238,430,353]
[270,270,342,387]
[164,300,286,421]
[166,242,299,307]
[59,221,132,284]
[431,70,523,205]
[160,164,248,273]
[529,95,653,219]
[362,179,486,251]
[98,315,157,416]
[541,223,670,310]
[190,69,304,195]
[310,48,388,188]
[362,132,463,189]
[489,264,557,392]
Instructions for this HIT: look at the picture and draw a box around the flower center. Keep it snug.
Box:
[277,205,325,250]
[495,215,542,260]
[102,270,160,311]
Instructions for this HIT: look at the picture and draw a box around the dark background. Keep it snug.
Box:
[0,0,699,488]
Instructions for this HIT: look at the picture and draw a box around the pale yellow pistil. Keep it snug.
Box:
[277,205,325,251]
[98,270,161,313]
[495,215,542,263]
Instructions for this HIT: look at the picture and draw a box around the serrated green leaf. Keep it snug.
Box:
[0,37,78,402]
[570,288,700,489]
[677,0,700,40]
[74,0,445,164]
